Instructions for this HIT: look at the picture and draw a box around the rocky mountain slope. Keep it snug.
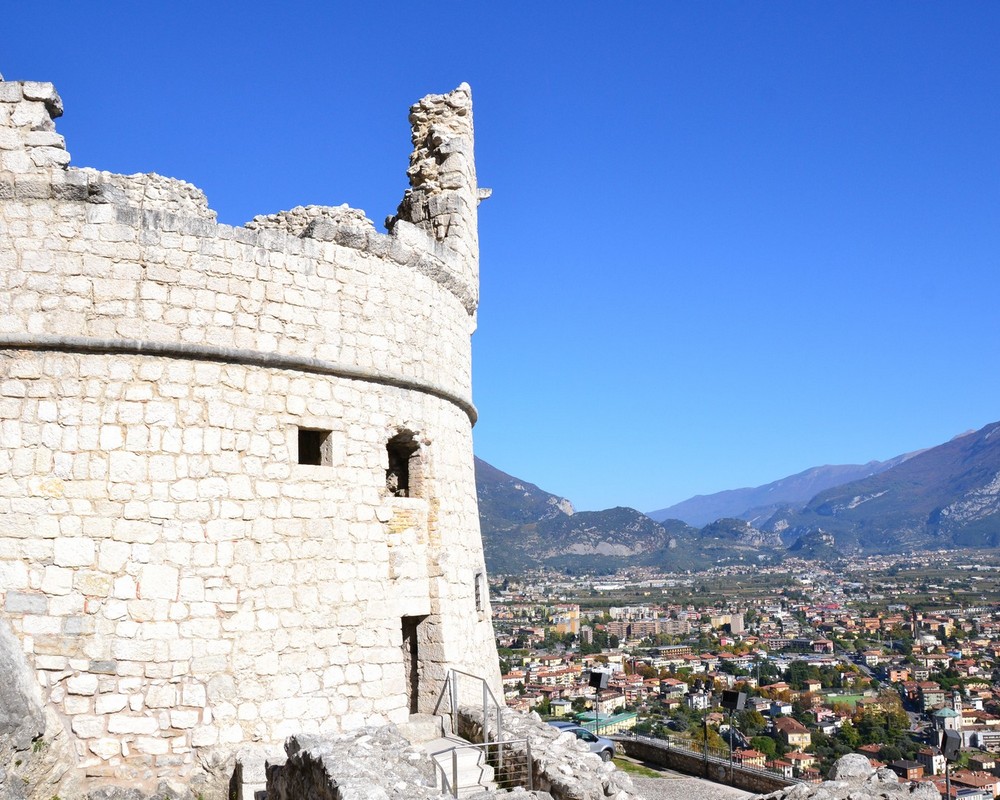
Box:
[648,454,917,527]
[476,419,1000,572]
[475,459,788,573]
[475,458,705,573]
[765,421,1000,554]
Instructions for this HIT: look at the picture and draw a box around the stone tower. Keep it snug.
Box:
[0,75,501,797]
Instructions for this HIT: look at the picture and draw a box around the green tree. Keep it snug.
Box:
[837,721,861,749]
[691,724,726,750]
[736,710,767,737]
[750,736,777,759]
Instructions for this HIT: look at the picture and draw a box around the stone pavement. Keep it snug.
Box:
[626,763,755,800]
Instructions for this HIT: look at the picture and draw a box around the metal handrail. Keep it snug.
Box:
[439,668,504,748]
[430,738,533,799]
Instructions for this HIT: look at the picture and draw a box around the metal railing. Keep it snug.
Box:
[439,668,504,747]
[431,670,538,796]
[430,739,533,798]
[620,732,802,784]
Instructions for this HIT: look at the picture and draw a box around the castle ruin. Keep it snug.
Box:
[0,74,501,797]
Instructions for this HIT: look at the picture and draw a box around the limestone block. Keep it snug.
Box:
[29,146,71,168]
[54,536,96,567]
[0,82,23,102]
[189,726,218,747]
[169,709,200,729]
[75,570,112,596]
[133,735,169,755]
[112,575,136,600]
[21,81,63,117]
[33,653,67,670]
[66,672,99,695]
[22,614,61,635]
[70,715,105,738]
[95,693,128,714]
[144,683,177,708]
[180,683,207,708]
[40,565,73,595]
[0,128,21,150]
[138,563,178,600]
[106,714,159,735]
[88,738,122,759]
[4,590,47,614]
[64,694,91,714]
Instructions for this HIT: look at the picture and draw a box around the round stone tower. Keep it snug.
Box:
[0,76,501,795]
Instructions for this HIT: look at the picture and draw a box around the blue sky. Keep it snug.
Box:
[6,3,999,513]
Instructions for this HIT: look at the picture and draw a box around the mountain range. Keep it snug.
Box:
[475,420,1000,572]
[647,453,919,527]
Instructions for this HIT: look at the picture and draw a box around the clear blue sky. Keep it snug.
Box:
[6,3,999,513]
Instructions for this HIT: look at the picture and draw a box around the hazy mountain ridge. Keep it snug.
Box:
[648,453,919,527]
[476,420,1000,573]
[766,422,1000,553]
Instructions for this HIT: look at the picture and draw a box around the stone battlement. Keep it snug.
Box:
[0,74,501,800]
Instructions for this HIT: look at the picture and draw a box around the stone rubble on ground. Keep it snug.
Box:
[754,754,939,800]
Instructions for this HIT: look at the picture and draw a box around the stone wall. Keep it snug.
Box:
[613,735,795,796]
[0,75,501,798]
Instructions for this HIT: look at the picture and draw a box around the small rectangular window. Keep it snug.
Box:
[474,571,484,612]
[298,428,331,466]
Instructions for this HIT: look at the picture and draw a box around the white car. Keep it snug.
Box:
[547,721,616,761]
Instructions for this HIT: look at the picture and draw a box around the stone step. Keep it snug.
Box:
[425,735,496,796]
[398,712,451,744]
[234,744,286,800]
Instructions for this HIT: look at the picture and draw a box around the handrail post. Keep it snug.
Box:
[496,703,503,769]
[482,679,489,744]
[452,749,459,799]
[527,738,533,790]
[450,669,458,735]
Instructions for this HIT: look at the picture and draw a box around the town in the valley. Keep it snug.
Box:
[492,549,1000,796]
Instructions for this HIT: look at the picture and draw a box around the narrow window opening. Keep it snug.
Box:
[298,428,332,466]
[386,432,420,497]
[474,571,484,612]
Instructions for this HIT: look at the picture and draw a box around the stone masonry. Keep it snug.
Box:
[0,74,502,798]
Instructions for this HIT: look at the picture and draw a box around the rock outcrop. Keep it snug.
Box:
[756,754,940,800]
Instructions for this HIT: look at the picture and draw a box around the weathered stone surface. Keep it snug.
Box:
[267,727,438,800]
[755,754,941,800]
[0,618,76,800]
[0,618,44,751]
[1,74,499,800]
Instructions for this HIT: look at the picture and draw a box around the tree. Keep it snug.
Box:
[837,721,861,749]
[691,724,726,750]
[751,736,777,759]
[879,745,902,764]
[736,710,767,737]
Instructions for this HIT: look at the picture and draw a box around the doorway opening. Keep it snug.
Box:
[401,615,428,714]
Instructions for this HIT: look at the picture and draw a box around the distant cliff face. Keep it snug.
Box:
[764,421,1000,553]
[474,459,774,572]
